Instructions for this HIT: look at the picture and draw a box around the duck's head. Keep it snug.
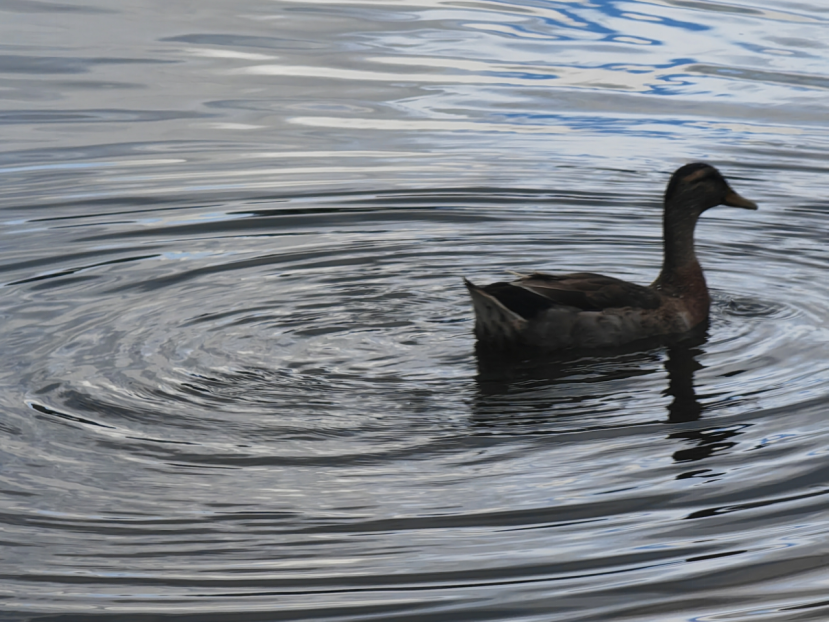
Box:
[664,163,757,215]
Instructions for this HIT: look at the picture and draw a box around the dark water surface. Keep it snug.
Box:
[0,0,827,620]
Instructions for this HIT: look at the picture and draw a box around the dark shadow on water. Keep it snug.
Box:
[668,423,748,463]
[662,339,705,424]
[470,325,757,465]
[471,325,709,430]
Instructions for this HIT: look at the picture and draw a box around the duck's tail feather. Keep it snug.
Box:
[464,278,528,347]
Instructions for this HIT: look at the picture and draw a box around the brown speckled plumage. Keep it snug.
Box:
[465,163,757,352]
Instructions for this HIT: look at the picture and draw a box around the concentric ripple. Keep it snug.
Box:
[0,0,827,617]
[1,180,826,620]
[17,189,827,441]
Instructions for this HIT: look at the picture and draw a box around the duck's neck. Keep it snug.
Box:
[653,206,710,317]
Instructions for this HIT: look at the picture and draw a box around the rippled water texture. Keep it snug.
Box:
[1,0,827,620]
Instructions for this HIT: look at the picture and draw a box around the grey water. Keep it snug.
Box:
[0,0,827,621]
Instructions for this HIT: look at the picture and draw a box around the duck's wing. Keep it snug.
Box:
[477,271,661,319]
[517,272,663,311]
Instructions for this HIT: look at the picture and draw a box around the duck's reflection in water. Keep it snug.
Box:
[663,341,704,424]
[470,328,743,463]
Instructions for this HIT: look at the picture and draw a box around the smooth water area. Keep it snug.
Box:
[0,0,827,620]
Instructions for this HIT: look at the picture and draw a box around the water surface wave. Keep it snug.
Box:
[0,0,827,620]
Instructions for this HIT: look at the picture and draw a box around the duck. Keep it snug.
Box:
[464,163,758,352]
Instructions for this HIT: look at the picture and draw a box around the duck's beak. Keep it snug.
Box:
[724,189,758,210]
